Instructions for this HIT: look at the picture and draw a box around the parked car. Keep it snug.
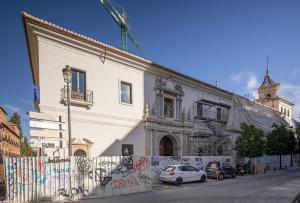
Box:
[159,164,207,186]
[206,161,236,180]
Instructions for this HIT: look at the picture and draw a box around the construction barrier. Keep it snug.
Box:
[150,156,234,181]
[5,156,152,201]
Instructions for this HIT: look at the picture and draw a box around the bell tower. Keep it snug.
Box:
[257,57,280,103]
[256,56,293,125]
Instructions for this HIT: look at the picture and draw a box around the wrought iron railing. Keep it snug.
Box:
[33,88,40,102]
[61,86,93,103]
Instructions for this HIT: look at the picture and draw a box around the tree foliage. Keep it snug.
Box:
[266,123,296,168]
[294,119,300,156]
[9,112,36,156]
[266,123,296,156]
[21,137,36,157]
[9,112,22,137]
[235,123,266,158]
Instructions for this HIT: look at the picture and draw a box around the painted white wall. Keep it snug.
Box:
[36,35,234,157]
[37,37,145,157]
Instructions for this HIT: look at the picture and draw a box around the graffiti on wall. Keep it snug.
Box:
[5,156,152,202]
[150,156,233,181]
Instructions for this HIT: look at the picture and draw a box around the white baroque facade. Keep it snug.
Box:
[23,13,287,157]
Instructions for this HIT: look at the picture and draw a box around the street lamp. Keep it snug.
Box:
[63,65,72,157]
[63,65,72,198]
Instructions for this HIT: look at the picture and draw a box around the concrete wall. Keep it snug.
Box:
[5,156,152,202]
[244,154,299,171]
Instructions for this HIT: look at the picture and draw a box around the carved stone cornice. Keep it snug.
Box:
[144,115,193,129]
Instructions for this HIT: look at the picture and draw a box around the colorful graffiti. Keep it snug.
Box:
[5,156,152,202]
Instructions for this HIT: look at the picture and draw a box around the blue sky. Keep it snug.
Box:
[1,0,300,137]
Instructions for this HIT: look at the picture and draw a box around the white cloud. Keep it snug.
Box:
[246,75,259,99]
[230,72,247,84]
[4,104,21,113]
[247,75,259,89]
[280,84,300,120]
[229,71,300,121]
[229,71,260,100]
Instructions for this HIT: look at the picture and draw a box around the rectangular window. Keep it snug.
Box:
[122,144,133,156]
[284,108,286,116]
[120,81,132,104]
[217,107,221,120]
[287,109,290,117]
[164,97,174,118]
[197,103,203,118]
[71,69,86,101]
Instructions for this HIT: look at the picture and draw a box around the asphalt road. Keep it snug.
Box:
[67,168,300,203]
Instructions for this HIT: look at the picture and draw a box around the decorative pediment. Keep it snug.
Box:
[71,138,94,145]
[155,77,184,95]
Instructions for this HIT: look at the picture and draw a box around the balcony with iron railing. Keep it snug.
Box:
[33,88,40,111]
[61,86,94,109]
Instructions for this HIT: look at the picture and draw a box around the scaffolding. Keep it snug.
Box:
[188,94,288,156]
[188,99,233,156]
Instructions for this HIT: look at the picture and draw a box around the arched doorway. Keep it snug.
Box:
[74,149,87,157]
[159,136,177,156]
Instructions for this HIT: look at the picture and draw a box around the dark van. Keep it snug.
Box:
[206,161,236,180]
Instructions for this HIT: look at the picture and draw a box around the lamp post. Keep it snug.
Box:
[63,65,72,198]
[63,65,72,157]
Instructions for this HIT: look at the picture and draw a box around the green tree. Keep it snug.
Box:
[235,123,266,160]
[9,112,22,137]
[21,137,36,157]
[9,112,36,156]
[287,128,296,167]
[266,123,295,169]
[293,119,300,166]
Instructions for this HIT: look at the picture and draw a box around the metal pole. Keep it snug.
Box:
[67,82,72,157]
[66,81,72,198]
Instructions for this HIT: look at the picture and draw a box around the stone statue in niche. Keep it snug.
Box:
[175,83,183,94]
[155,77,166,89]
[165,104,172,117]
[165,79,175,90]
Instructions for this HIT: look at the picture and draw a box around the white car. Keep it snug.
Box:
[159,164,207,186]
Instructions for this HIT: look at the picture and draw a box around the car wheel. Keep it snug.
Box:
[174,177,183,186]
[218,173,224,180]
[200,175,206,183]
[232,173,236,178]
